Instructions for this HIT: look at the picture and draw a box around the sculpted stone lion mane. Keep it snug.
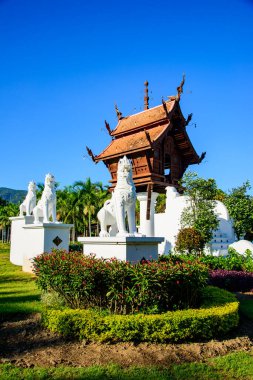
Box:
[98,156,137,237]
[19,181,37,216]
[33,173,57,224]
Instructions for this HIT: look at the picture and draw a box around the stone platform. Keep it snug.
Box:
[77,236,164,263]
[10,216,73,273]
[10,216,35,266]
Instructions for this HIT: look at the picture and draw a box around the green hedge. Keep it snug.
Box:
[42,286,239,343]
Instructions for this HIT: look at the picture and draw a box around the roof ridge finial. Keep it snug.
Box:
[115,103,122,120]
[105,120,112,135]
[144,80,149,110]
[86,146,96,162]
[177,74,185,100]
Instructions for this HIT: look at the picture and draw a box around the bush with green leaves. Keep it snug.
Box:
[33,250,208,314]
[175,227,205,254]
[224,181,253,240]
[179,172,219,248]
[160,247,253,272]
[40,290,66,309]
[201,248,253,272]
[41,286,239,343]
[69,241,83,252]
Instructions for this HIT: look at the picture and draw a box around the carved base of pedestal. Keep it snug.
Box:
[77,236,164,263]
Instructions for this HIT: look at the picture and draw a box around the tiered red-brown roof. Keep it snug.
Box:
[95,99,200,164]
[90,81,204,192]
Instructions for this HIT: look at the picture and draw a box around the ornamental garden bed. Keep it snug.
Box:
[32,250,240,343]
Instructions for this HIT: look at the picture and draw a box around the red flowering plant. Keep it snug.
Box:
[33,250,110,309]
[33,249,208,314]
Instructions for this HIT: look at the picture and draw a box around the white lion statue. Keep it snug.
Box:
[33,173,58,224]
[19,181,37,216]
[98,156,137,237]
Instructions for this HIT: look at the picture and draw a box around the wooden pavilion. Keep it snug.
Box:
[87,77,205,196]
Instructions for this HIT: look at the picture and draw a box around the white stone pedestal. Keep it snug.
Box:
[9,216,73,273]
[10,216,37,266]
[78,236,164,263]
[22,223,73,273]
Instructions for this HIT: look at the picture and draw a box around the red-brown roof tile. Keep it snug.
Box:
[111,100,175,136]
[96,123,169,161]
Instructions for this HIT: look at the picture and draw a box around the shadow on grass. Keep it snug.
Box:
[0,294,40,304]
[0,276,36,283]
[0,290,37,296]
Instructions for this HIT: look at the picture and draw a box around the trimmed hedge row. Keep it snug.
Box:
[42,286,239,343]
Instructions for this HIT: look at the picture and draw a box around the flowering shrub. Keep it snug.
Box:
[209,270,253,292]
[33,250,208,314]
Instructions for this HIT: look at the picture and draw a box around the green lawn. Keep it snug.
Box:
[0,243,42,316]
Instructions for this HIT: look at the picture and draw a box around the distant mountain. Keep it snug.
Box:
[0,187,26,204]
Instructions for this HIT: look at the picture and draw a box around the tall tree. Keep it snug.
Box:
[224,181,253,240]
[0,196,7,207]
[73,178,109,236]
[57,186,80,241]
[180,172,219,249]
[0,202,19,242]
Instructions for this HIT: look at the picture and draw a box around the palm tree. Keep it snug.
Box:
[36,182,44,201]
[0,202,19,242]
[56,179,110,239]
[93,181,110,234]
[57,186,80,241]
[73,178,98,236]
[73,178,110,237]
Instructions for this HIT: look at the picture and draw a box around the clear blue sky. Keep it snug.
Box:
[0,0,252,193]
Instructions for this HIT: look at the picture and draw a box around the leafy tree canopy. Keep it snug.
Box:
[0,196,8,207]
[224,181,253,240]
[180,172,219,248]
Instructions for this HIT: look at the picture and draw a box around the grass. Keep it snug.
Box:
[0,243,42,316]
[0,351,253,379]
[240,299,253,320]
